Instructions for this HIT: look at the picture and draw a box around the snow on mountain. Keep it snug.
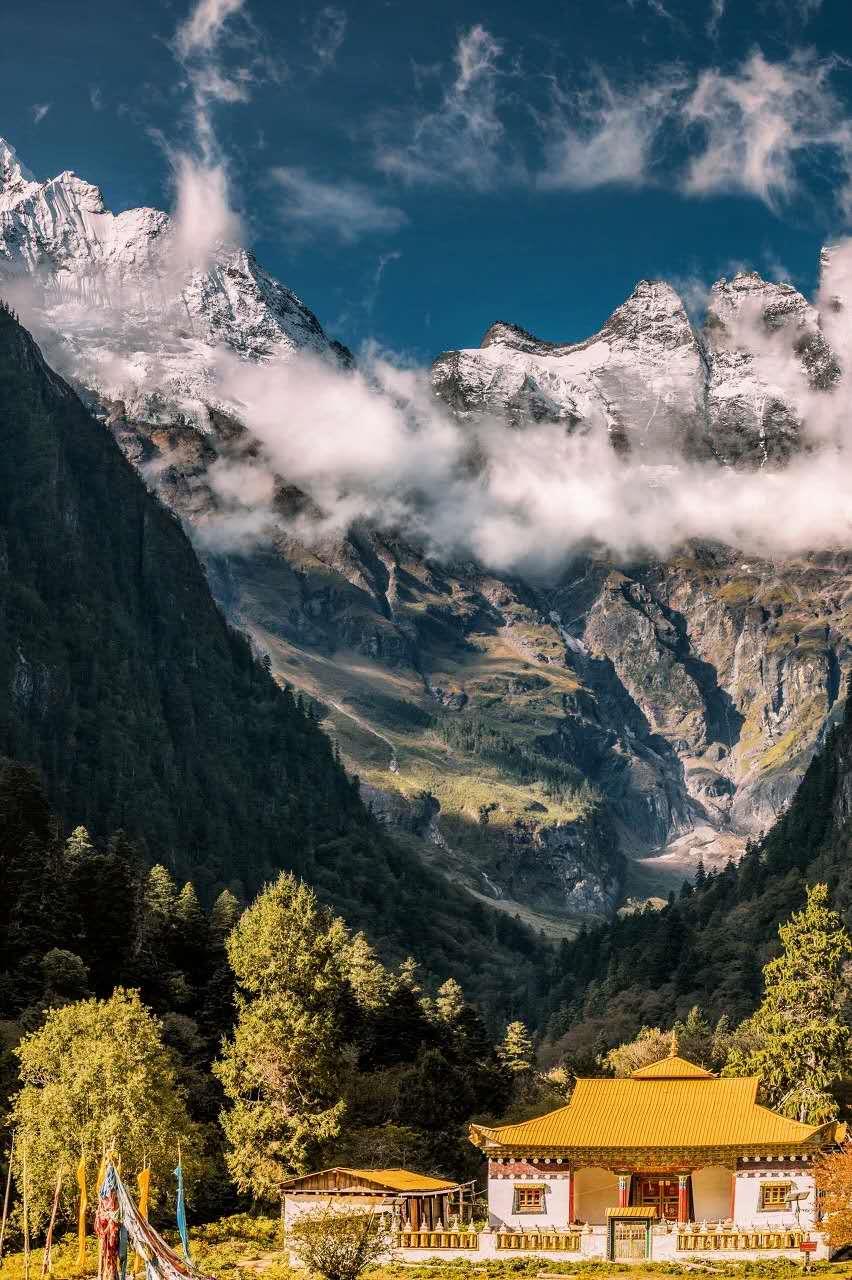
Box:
[433,279,706,455]
[0,137,347,426]
[699,271,840,466]
[433,269,842,468]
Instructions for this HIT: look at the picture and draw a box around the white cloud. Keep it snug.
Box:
[538,72,685,190]
[682,49,852,210]
[89,86,103,112]
[197,273,852,570]
[174,0,246,59]
[270,167,407,243]
[31,104,51,125]
[310,6,347,70]
[707,0,725,38]
[365,251,402,314]
[375,25,515,190]
[170,152,242,267]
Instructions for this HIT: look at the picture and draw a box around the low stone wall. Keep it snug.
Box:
[393,1223,830,1264]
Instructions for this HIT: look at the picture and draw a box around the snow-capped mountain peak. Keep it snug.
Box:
[433,258,843,466]
[0,137,38,210]
[0,140,347,425]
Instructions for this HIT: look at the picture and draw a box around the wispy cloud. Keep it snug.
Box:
[375,25,517,190]
[365,251,402,314]
[538,70,685,190]
[682,49,852,211]
[31,104,51,125]
[270,167,407,243]
[707,0,725,38]
[166,0,252,268]
[310,6,347,71]
[89,85,103,111]
[174,0,245,60]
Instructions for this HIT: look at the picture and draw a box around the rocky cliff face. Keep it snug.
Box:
[2,136,849,934]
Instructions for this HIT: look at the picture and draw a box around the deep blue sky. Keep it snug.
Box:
[3,0,852,360]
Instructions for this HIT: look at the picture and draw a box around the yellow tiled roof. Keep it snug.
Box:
[281,1167,460,1193]
[630,1055,714,1079]
[343,1169,458,1192]
[470,1056,827,1152]
[606,1206,659,1218]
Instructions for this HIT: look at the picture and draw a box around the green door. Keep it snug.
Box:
[610,1219,650,1261]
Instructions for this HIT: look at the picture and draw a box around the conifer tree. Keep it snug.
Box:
[723,883,852,1122]
[499,1021,535,1077]
[214,873,350,1204]
[210,889,241,940]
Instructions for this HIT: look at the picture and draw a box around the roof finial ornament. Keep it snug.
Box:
[669,1030,678,1058]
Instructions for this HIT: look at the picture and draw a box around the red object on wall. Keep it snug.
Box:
[677,1174,690,1224]
[618,1174,630,1208]
[568,1172,574,1224]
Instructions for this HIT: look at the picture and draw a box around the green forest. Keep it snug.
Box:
[0,301,544,1021]
[4,294,852,1255]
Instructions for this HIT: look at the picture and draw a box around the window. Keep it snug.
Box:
[513,1184,546,1213]
[759,1182,792,1210]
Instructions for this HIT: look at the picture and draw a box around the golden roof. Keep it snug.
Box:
[470,1055,829,1153]
[630,1055,714,1079]
[282,1167,459,1193]
[606,1206,658,1218]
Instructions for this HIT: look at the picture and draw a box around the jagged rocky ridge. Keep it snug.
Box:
[3,136,851,931]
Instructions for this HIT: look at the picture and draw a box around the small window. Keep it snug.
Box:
[513,1184,546,1213]
[760,1182,792,1210]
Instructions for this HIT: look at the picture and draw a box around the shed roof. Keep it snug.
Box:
[281,1167,459,1194]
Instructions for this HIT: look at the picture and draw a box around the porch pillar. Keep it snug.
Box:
[568,1168,575,1224]
[410,1198,420,1232]
[677,1173,690,1224]
[618,1173,631,1208]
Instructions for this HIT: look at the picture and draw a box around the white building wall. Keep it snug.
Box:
[732,1165,817,1229]
[487,1173,570,1229]
[572,1167,619,1224]
[692,1166,733,1222]
[284,1193,391,1229]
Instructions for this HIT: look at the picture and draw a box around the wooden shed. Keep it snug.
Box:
[281,1167,475,1231]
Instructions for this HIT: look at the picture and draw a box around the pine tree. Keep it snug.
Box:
[210,889,241,940]
[499,1021,535,1076]
[214,873,350,1203]
[723,883,852,1122]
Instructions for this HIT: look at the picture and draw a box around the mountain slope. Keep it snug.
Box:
[3,136,851,932]
[0,301,546,1018]
[542,681,852,1060]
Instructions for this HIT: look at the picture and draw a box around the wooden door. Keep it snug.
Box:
[612,1222,648,1261]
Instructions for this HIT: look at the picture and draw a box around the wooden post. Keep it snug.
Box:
[0,1133,14,1263]
[677,1174,690,1224]
[618,1173,630,1209]
[730,1169,737,1221]
[568,1168,575,1224]
[410,1197,420,1232]
[22,1150,30,1280]
[41,1169,63,1276]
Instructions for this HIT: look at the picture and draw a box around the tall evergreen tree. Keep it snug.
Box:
[214,874,350,1203]
[724,883,852,1122]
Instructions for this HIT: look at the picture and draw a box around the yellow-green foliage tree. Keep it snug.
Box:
[724,883,852,1123]
[214,874,351,1206]
[11,988,201,1228]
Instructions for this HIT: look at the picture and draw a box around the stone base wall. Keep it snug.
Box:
[392,1224,831,1264]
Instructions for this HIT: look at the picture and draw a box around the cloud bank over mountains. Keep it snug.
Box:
[6,0,852,580]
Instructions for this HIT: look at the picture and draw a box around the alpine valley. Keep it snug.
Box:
[4,135,852,940]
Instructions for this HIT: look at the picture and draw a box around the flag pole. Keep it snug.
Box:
[41,1168,63,1277]
[0,1132,14,1264]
